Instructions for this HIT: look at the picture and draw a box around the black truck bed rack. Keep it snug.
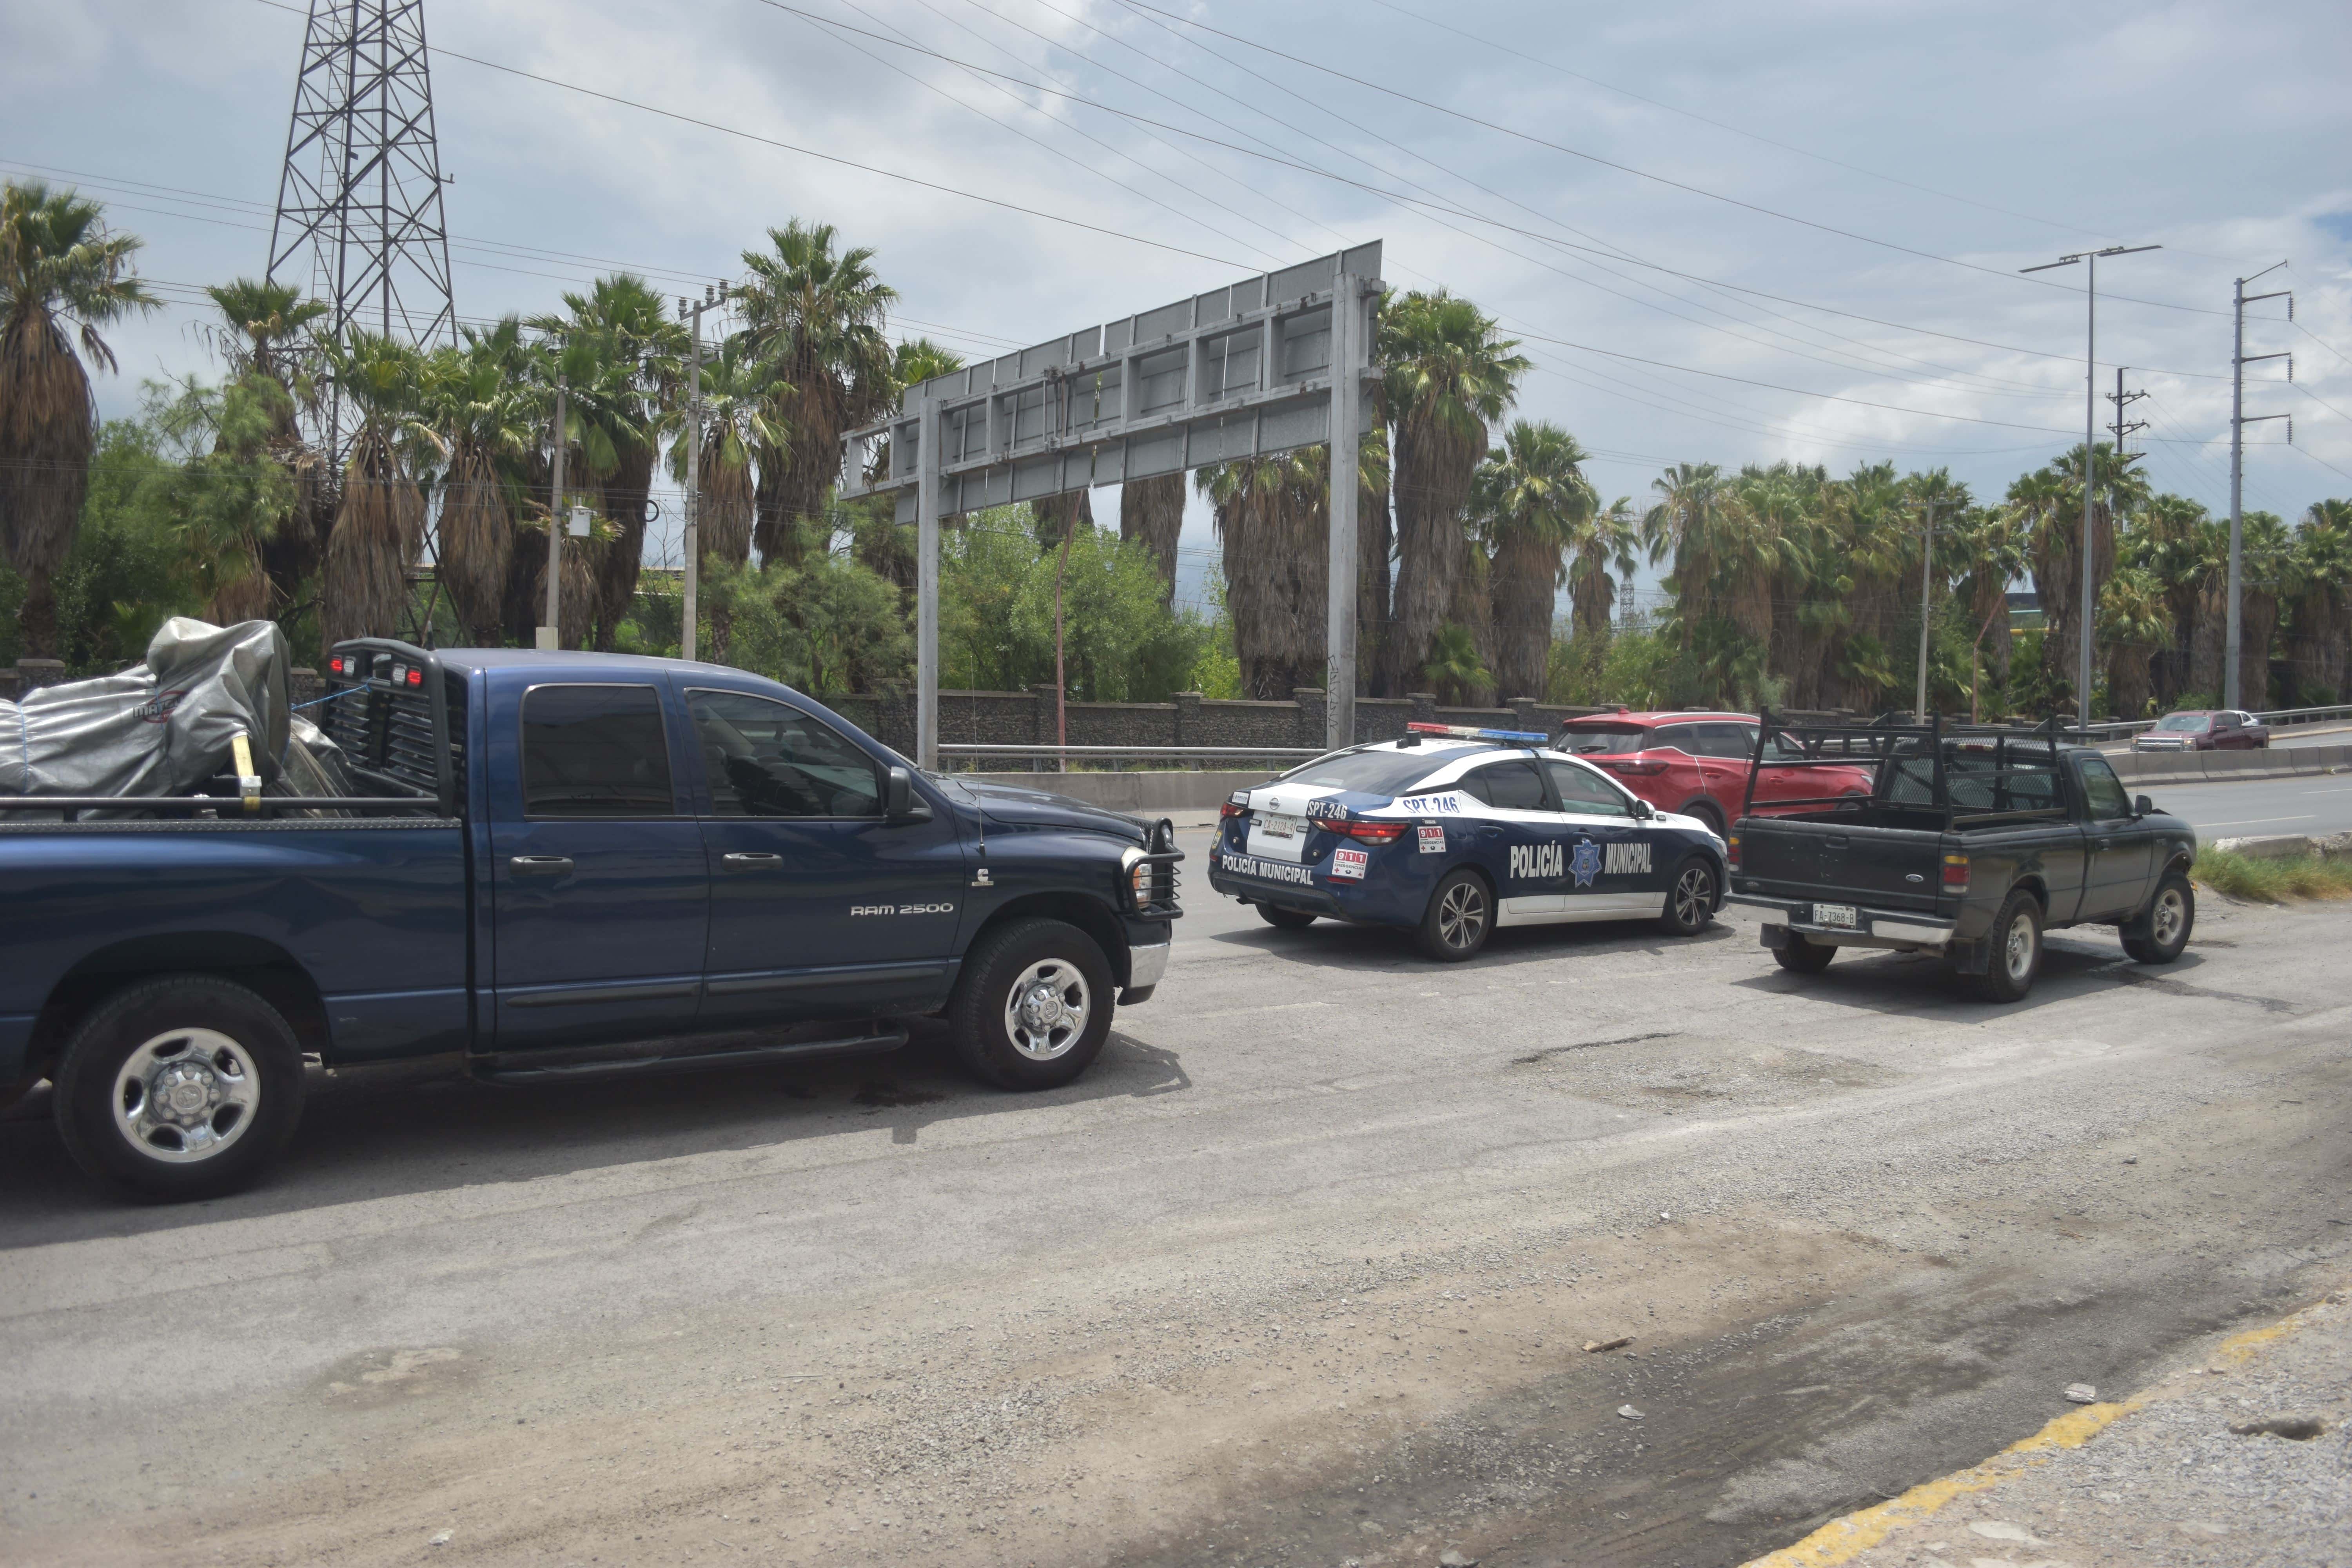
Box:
[1742,711,2074,830]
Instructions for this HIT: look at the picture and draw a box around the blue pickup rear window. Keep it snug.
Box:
[522,685,675,817]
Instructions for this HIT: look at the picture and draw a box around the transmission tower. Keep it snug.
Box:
[267,0,457,359]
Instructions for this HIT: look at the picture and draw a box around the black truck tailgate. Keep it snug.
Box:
[1738,815,1945,913]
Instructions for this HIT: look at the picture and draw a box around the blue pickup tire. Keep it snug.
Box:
[53,975,307,1201]
[949,918,1115,1090]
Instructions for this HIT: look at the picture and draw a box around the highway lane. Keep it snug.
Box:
[2136,770,2352,838]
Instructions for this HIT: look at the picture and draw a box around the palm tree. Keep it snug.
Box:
[1119,472,1186,607]
[2235,509,2294,707]
[1377,290,1527,696]
[1567,495,1637,672]
[1646,461,1779,704]
[0,181,156,657]
[420,319,538,645]
[1472,420,1594,701]
[737,221,896,568]
[319,331,428,655]
[2287,500,2352,703]
[1421,623,1490,707]
[2014,445,2144,713]
[670,334,785,663]
[2133,492,2220,703]
[1199,451,1323,698]
[203,278,330,607]
[531,275,684,648]
[2099,564,2168,720]
[1954,504,2028,717]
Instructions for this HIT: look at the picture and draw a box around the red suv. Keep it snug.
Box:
[1554,711,1876,835]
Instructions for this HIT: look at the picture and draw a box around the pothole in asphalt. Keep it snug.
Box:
[1518,1040,1906,1112]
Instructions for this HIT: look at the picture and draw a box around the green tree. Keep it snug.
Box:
[1377,289,1526,697]
[1472,419,1595,702]
[669,334,786,663]
[319,331,429,656]
[0,181,158,657]
[418,319,540,645]
[531,275,685,649]
[2286,499,2352,703]
[737,220,896,568]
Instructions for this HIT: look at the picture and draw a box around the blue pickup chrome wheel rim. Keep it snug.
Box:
[113,1028,260,1163]
[1005,960,1090,1061]
[2152,886,2187,947]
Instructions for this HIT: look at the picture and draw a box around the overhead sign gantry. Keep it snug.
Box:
[838,242,1383,769]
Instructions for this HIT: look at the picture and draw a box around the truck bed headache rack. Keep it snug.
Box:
[1743,710,2073,828]
[324,638,462,815]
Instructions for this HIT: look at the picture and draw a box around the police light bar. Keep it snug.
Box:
[1405,721,1548,744]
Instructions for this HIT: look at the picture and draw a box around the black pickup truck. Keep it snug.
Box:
[1723,717,2198,1001]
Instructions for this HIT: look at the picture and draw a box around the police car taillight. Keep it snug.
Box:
[1219,799,1249,819]
[1405,721,1548,744]
[1341,820,1406,844]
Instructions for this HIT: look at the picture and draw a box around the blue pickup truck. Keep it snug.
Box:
[1,640,1181,1199]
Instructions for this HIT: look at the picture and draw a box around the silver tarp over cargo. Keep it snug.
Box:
[0,618,292,799]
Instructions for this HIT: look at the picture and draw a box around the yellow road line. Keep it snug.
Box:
[1742,1298,2330,1568]
[1739,1400,2140,1568]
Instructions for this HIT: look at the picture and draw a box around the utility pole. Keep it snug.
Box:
[2227,265,2294,709]
[1915,496,1936,723]
[677,284,722,663]
[2022,244,2160,729]
[1326,273,1366,749]
[2106,368,2147,468]
[539,375,567,651]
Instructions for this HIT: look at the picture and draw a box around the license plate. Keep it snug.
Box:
[1261,813,1303,839]
[1812,903,1859,930]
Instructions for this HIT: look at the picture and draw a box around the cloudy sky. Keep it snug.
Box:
[6,0,2350,615]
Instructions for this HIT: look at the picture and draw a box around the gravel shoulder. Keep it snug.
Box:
[1744,1273,2352,1568]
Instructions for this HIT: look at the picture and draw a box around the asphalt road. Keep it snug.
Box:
[2141,771,2352,838]
[2,833,2348,1568]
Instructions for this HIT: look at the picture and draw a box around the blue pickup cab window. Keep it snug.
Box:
[688,690,882,818]
[521,684,674,817]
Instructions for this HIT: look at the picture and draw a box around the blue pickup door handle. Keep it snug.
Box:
[509,855,574,876]
[721,851,784,871]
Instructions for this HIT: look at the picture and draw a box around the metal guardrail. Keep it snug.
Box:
[937,743,1324,773]
[2074,702,2352,743]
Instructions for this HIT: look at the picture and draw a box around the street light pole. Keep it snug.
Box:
[677,284,722,664]
[2021,244,2158,731]
[1915,495,1935,722]
[539,372,568,651]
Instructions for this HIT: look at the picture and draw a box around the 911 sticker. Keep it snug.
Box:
[1331,847,1370,880]
[1508,842,1564,880]
[1417,824,1446,853]
[1220,850,1316,886]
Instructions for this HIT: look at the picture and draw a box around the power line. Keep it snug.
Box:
[1357,0,2258,268]
[241,0,1259,272]
[1114,0,2230,316]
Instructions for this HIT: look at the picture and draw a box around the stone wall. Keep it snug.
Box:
[818,686,1619,767]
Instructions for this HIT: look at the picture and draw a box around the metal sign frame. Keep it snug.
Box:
[840,243,1382,767]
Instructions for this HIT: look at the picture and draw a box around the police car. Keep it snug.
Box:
[1205,722,1728,961]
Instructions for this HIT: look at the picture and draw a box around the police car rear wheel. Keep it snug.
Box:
[949,918,1115,1090]
[1659,855,1717,936]
[1256,903,1318,930]
[1416,870,1492,962]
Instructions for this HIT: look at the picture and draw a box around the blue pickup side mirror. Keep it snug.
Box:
[884,765,929,821]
